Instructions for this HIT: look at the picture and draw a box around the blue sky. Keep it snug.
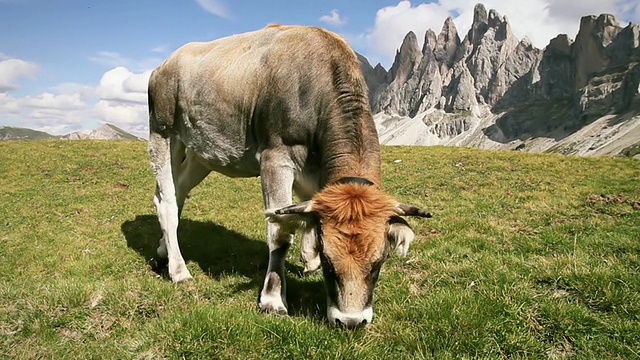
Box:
[1,0,638,136]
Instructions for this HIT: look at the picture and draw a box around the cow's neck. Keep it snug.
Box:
[318,59,381,187]
[319,111,381,187]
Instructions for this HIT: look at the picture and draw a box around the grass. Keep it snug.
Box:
[621,141,640,158]
[1,140,639,359]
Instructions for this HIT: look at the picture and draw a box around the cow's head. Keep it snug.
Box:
[269,178,431,329]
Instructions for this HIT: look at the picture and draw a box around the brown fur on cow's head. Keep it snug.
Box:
[312,183,397,318]
[269,179,431,328]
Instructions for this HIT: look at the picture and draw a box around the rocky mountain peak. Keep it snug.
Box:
[371,3,529,115]
[488,9,504,28]
[547,34,573,55]
[442,16,457,33]
[573,13,624,89]
[434,17,460,68]
[362,3,640,158]
[607,22,640,67]
[519,36,533,49]
[387,31,423,86]
[469,3,489,44]
[423,29,438,53]
[63,123,142,140]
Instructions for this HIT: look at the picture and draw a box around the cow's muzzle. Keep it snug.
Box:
[327,304,372,330]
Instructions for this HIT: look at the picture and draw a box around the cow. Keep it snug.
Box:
[147,24,431,329]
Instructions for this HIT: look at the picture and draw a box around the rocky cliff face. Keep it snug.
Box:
[363,3,640,157]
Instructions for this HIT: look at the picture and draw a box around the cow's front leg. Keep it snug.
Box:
[259,222,293,314]
[258,153,295,314]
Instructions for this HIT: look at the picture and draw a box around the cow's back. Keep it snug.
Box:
[148,25,372,179]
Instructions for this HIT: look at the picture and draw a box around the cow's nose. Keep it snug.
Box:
[335,317,368,330]
[327,305,373,330]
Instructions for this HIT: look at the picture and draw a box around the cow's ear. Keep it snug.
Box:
[387,216,415,257]
[393,203,432,218]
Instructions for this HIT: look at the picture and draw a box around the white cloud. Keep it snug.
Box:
[94,100,148,126]
[320,9,348,27]
[91,67,151,135]
[0,93,20,113]
[364,0,640,68]
[20,92,87,110]
[48,82,96,100]
[366,1,451,62]
[194,0,230,18]
[0,58,39,93]
[0,64,152,137]
[0,91,97,135]
[96,67,151,105]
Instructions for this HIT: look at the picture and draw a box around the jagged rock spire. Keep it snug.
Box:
[362,3,639,136]
[387,31,422,86]
[434,17,460,69]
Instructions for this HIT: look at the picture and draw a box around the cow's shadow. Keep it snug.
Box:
[121,215,324,320]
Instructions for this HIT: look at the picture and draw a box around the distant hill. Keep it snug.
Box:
[62,124,142,141]
[0,126,60,140]
[0,123,142,141]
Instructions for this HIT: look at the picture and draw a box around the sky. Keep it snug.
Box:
[1,0,638,137]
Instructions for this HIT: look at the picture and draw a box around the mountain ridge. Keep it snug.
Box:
[359,3,640,158]
[0,123,142,141]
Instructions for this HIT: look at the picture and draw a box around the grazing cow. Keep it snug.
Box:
[147,24,431,329]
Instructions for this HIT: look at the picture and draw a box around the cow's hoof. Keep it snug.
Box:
[303,262,321,275]
[302,255,321,275]
[259,301,288,316]
[169,262,193,283]
[172,273,193,283]
[258,293,288,315]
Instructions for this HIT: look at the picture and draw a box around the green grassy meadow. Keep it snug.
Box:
[1,140,639,359]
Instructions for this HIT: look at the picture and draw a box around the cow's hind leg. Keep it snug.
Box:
[388,216,415,257]
[300,225,320,273]
[294,182,320,274]
[258,152,296,314]
[156,146,211,259]
[149,133,194,283]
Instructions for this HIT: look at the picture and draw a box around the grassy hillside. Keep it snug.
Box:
[0,126,58,140]
[1,140,639,359]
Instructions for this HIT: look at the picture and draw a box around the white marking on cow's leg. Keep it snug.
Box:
[150,134,192,283]
[301,226,320,273]
[327,302,373,329]
[154,184,168,259]
[154,138,186,261]
[259,237,290,315]
[258,153,295,314]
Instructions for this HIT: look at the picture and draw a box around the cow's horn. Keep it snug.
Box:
[273,201,314,215]
[394,203,432,218]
